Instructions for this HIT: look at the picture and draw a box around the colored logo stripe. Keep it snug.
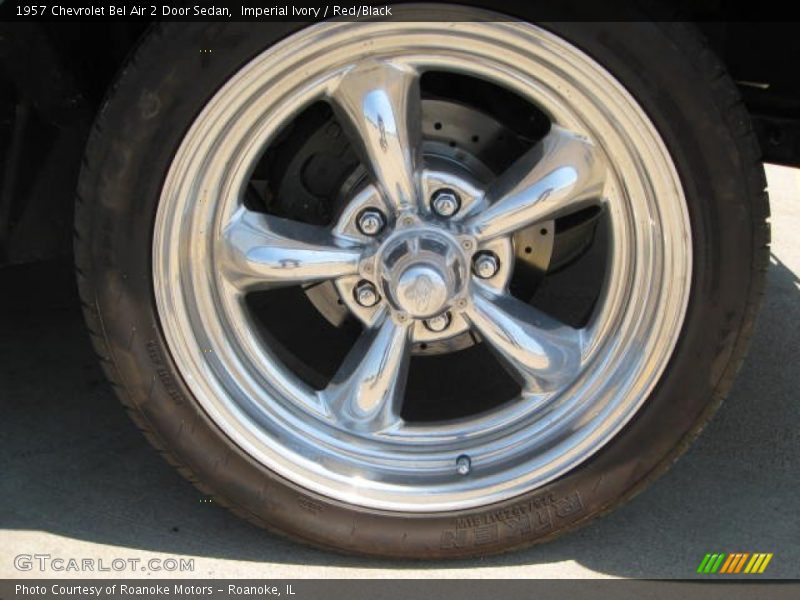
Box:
[697,553,725,573]
[719,554,736,573]
[697,553,773,574]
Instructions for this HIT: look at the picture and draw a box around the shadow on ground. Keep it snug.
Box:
[1,256,798,578]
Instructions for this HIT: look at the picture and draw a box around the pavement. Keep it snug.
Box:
[1,164,798,579]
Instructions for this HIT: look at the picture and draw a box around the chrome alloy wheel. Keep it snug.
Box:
[153,20,692,511]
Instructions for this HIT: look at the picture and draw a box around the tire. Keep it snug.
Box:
[75,16,769,558]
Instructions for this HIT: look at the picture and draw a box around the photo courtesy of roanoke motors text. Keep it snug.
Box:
[0,0,798,598]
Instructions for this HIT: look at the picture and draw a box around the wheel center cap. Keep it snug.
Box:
[395,264,449,317]
[377,228,466,319]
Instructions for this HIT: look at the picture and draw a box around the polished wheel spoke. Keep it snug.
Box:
[465,288,583,392]
[220,208,362,290]
[329,60,422,214]
[321,313,411,432]
[467,126,607,241]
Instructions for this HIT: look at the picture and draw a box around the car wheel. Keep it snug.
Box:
[74,12,769,557]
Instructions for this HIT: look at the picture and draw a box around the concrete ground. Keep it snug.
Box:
[1,165,798,579]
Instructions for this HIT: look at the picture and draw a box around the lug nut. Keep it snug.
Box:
[424,312,451,333]
[456,455,471,476]
[431,189,461,218]
[357,209,386,236]
[473,252,500,279]
[354,281,380,307]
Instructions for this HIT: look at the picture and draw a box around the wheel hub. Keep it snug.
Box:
[378,228,465,318]
[334,166,515,349]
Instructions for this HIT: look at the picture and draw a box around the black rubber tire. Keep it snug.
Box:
[74,19,769,559]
